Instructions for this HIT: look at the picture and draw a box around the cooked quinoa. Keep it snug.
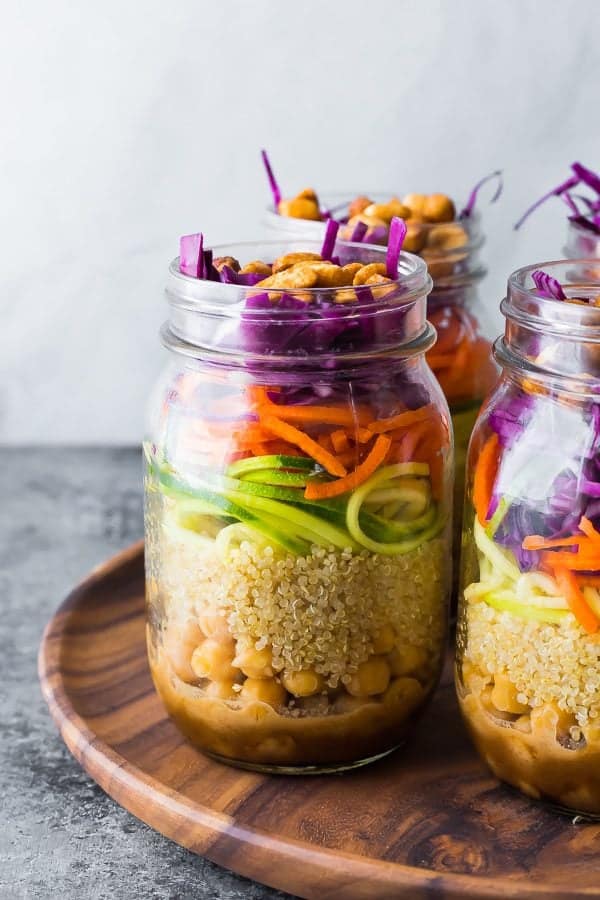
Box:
[160,524,446,687]
[464,599,600,726]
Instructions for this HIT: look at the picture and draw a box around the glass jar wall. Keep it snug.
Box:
[145,239,452,773]
[457,260,600,815]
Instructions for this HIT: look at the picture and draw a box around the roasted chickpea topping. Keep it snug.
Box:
[422,193,456,223]
[213,255,241,273]
[352,262,388,286]
[348,195,373,218]
[272,251,322,273]
[240,260,272,276]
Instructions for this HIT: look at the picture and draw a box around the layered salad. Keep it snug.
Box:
[145,224,451,770]
[458,269,600,813]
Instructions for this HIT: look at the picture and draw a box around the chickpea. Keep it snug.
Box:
[423,193,455,223]
[278,197,321,221]
[425,223,467,252]
[403,220,427,254]
[191,639,239,682]
[241,677,287,708]
[213,255,240,273]
[363,201,410,223]
[272,251,322,273]
[491,674,529,715]
[205,680,239,700]
[348,195,373,218]
[388,644,428,677]
[164,620,204,683]
[334,288,358,304]
[383,677,424,711]
[348,212,388,230]
[281,669,325,697]
[239,260,272,276]
[371,624,396,655]
[340,262,363,283]
[296,187,319,203]
[402,193,427,218]
[234,645,274,679]
[352,262,388,286]
[197,612,231,641]
[347,657,391,697]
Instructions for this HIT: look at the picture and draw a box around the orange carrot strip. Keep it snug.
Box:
[473,433,500,525]
[396,421,431,463]
[331,430,350,453]
[338,449,360,469]
[354,427,373,443]
[579,516,600,549]
[367,404,434,434]
[261,416,347,477]
[304,435,391,500]
[553,566,599,634]
[542,550,600,571]
[576,575,600,588]
[522,535,583,551]
[259,403,371,428]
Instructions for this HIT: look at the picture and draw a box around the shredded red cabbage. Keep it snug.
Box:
[179,232,204,278]
[572,162,600,195]
[515,162,600,231]
[385,217,407,278]
[459,170,503,219]
[320,219,339,261]
[261,149,282,208]
[531,269,567,301]
[349,220,368,243]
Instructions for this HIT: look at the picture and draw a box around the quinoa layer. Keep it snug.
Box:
[462,600,600,727]
[159,526,447,687]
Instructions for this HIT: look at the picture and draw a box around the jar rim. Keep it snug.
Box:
[165,238,434,362]
[506,259,600,340]
[167,237,431,317]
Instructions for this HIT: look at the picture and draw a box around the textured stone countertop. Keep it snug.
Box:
[1,447,291,900]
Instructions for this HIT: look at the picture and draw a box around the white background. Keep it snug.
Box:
[2,0,599,444]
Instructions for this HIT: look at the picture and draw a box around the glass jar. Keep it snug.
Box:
[457,260,600,815]
[145,238,453,773]
[264,197,497,590]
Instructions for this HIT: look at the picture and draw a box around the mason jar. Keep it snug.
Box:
[264,196,497,591]
[145,238,453,773]
[457,259,600,815]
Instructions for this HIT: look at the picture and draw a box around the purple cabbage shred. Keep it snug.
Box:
[459,170,503,219]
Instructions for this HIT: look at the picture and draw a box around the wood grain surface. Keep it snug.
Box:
[38,542,600,900]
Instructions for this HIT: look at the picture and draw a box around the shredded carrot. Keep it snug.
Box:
[576,575,600,588]
[318,433,333,451]
[472,433,500,525]
[522,535,582,551]
[553,566,599,634]
[256,395,371,427]
[542,550,600,571]
[261,416,347,477]
[579,516,600,549]
[367,404,433,435]
[354,426,373,443]
[331,430,350,453]
[304,435,391,500]
[337,449,360,469]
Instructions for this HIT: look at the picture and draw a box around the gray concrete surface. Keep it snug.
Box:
[0,448,292,900]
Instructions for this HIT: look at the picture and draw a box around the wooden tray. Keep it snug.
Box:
[39,542,600,900]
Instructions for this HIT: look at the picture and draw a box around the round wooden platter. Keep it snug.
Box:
[39,543,600,900]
